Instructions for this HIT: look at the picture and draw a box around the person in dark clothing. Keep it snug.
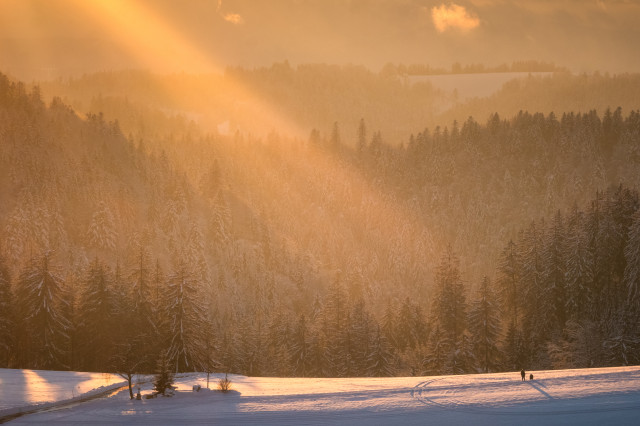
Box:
[529,373,533,380]
[521,369,525,381]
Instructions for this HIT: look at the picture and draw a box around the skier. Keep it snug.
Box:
[521,369,525,381]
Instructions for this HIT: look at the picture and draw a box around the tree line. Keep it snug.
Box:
[1,184,639,376]
[2,70,640,376]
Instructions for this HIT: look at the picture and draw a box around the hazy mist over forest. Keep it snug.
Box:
[2,0,640,79]
[1,0,640,382]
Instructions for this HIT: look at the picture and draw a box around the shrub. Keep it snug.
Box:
[218,373,232,392]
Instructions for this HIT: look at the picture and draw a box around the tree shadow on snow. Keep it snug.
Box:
[526,381,553,400]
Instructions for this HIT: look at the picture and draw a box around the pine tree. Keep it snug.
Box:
[151,259,166,343]
[306,328,325,378]
[422,324,450,375]
[210,191,231,249]
[60,271,80,371]
[164,258,207,372]
[369,131,383,158]
[323,273,349,376]
[87,201,117,252]
[497,240,520,327]
[15,251,69,369]
[502,322,526,371]
[602,309,640,366]
[153,350,175,395]
[518,220,545,361]
[584,191,606,318]
[129,246,156,368]
[624,209,640,307]
[290,314,312,377]
[4,204,30,263]
[431,246,466,345]
[450,331,475,375]
[468,277,501,373]
[548,319,602,369]
[380,301,398,351]
[77,257,116,371]
[565,204,593,320]
[541,210,568,332]
[199,159,222,200]
[0,254,13,367]
[599,187,636,314]
[202,320,219,387]
[395,298,415,352]
[356,118,367,154]
[395,297,429,353]
[349,300,373,376]
[186,222,209,287]
[265,309,291,376]
[366,325,395,377]
[330,121,341,150]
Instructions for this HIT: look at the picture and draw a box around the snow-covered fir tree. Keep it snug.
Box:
[623,209,640,305]
[431,246,466,349]
[502,322,527,371]
[497,239,520,328]
[0,253,13,367]
[153,350,175,395]
[468,277,501,373]
[541,210,568,333]
[565,204,593,320]
[517,220,546,366]
[87,201,117,252]
[366,325,395,377]
[164,258,207,372]
[290,314,312,377]
[77,257,116,371]
[14,251,69,369]
[422,324,450,375]
[322,273,349,377]
[128,246,157,369]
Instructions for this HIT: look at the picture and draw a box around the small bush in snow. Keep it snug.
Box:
[153,351,175,396]
[218,373,232,393]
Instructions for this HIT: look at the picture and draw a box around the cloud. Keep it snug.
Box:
[431,3,480,33]
[217,0,244,25]
[223,13,244,25]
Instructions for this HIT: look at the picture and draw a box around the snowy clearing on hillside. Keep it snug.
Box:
[2,366,640,425]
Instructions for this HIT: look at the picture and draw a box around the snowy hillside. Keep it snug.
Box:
[3,366,640,425]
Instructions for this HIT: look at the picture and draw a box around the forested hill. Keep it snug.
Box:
[1,70,640,377]
[439,72,640,128]
[39,65,444,143]
[0,72,201,269]
[39,67,640,145]
[496,185,640,370]
[342,108,640,279]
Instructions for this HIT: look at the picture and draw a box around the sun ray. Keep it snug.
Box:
[68,0,305,137]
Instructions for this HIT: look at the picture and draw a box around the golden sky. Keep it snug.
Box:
[1,0,639,79]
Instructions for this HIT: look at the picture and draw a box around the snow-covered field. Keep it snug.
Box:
[0,369,125,419]
[2,366,640,425]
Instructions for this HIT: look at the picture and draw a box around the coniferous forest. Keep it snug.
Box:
[1,63,640,378]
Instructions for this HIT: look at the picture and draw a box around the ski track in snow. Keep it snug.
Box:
[2,366,640,425]
[411,369,640,416]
